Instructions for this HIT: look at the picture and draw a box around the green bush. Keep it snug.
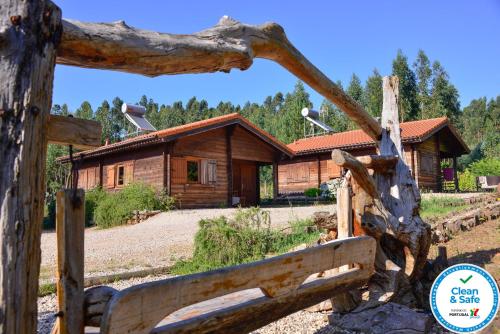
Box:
[43,199,56,230]
[470,158,500,176]
[94,182,175,229]
[458,169,477,192]
[171,207,319,275]
[85,187,107,226]
[304,187,321,198]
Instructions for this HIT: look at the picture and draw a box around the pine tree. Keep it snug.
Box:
[364,69,383,118]
[277,81,312,143]
[346,73,364,106]
[75,101,93,120]
[413,50,432,116]
[392,49,420,121]
[428,61,460,122]
[321,100,349,132]
[95,100,111,144]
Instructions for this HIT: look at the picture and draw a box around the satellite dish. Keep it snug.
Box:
[301,108,333,133]
[121,103,157,134]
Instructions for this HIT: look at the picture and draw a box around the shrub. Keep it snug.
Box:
[94,182,174,229]
[304,187,321,198]
[470,158,500,176]
[43,199,56,230]
[458,169,477,192]
[171,207,319,275]
[85,187,107,226]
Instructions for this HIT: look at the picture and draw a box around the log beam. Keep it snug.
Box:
[48,114,102,149]
[57,17,382,140]
[356,155,398,172]
[331,150,378,198]
[0,1,62,332]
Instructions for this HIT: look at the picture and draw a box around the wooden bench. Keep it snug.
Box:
[93,236,375,334]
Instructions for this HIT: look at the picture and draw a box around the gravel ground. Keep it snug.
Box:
[40,204,334,278]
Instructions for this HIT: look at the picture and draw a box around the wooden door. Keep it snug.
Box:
[240,163,257,206]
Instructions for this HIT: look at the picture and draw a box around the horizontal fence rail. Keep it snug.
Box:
[100,236,376,334]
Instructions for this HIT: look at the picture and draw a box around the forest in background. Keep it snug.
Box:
[47,49,499,200]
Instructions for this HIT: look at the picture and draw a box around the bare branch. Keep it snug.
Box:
[57,16,382,140]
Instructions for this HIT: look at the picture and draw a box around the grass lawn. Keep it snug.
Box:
[420,196,471,220]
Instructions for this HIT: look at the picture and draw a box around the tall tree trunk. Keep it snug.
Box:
[0,1,61,332]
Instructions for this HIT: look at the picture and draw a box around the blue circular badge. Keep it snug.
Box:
[430,263,499,333]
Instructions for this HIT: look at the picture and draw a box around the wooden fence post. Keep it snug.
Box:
[0,1,61,332]
[54,189,85,334]
[330,182,358,312]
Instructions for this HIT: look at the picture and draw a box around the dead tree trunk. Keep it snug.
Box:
[331,77,431,308]
[0,1,62,332]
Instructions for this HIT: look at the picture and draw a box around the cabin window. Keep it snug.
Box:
[420,152,434,175]
[172,157,217,185]
[116,165,125,186]
[187,160,199,183]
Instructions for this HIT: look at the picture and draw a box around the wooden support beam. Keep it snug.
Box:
[273,162,279,199]
[48,114,102,150]
[226,126,235,207]
[0,1,62,332]
[453,156,459,192]
[57,17,382,140]
[331,150,378,198]
[256,164,261,205]
[355,155,398,172]
[54,189,85,334]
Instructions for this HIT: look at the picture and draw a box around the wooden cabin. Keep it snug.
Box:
[62,115,469,208]
[279,117,469,194]
[60,113,293,208]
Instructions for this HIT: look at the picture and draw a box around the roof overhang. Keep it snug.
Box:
[58,116,293,163]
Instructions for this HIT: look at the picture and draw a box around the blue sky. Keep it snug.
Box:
[54,0,500,112]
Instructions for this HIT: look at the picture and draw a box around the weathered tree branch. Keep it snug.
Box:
[57,16,382,140]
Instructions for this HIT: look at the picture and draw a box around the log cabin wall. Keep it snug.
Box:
[415,136,440,191]
[76,144,165,191]
[278,148,376,195]
[170,128,228,209]
[231,126,276,163]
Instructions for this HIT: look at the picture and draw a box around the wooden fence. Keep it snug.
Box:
[53,188,375,334]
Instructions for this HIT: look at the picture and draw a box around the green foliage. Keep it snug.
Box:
[469,158,500,176]
[392,49,420,121]
[276,81,313,143]
[39,283,57,297]
[364,69,383,117]
[94,183,175,228]
[43,199,56,230]
[171,208,319,275]
[85,187,107,226]
[304,188,321,198]
[458,169,477,192]
[420,197,469,219]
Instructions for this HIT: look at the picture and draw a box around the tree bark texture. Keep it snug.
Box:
[331,77,431,308]
[0,1,61,332]
[57,16,382,140]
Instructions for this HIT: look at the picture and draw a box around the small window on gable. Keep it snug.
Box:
[117,165,125,186]
[187,160,199,183]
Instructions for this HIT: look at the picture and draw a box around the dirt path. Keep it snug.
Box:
[40,204,333,278]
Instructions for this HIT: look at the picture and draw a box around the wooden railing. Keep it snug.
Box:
[100,236,375,334]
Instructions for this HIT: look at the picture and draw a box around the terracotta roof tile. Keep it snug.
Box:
[66,113,293,159]
[288,117,449,154]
